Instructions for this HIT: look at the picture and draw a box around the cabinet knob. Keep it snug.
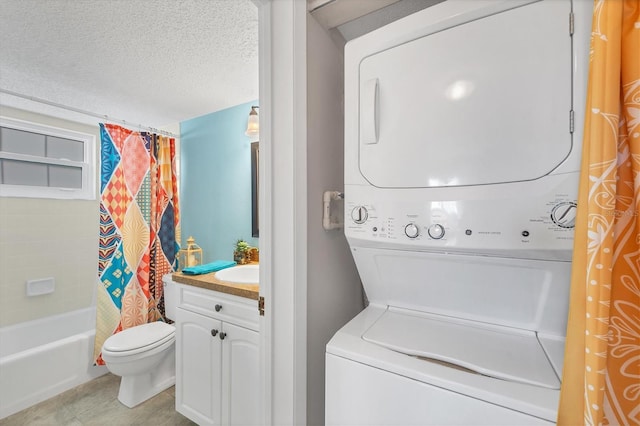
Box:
[211,329,219,337]
[215,304,223,312]
[219,332,227,340]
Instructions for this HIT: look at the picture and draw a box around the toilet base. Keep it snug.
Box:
[114,346,176,408]
[118,372,175,408]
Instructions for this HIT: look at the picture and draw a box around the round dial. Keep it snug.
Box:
[404,223,419,239]
[551,202,577,228]
[351,206,368,224]
[428,224,445,239]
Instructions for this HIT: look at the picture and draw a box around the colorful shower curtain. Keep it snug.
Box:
[558,0,639,424]
[93,124,180,365]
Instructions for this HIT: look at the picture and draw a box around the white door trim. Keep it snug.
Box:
[253,0,308,424]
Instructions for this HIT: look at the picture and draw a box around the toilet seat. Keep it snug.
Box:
[103,322,175,357]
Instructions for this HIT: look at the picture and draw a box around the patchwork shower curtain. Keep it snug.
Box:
[93,124,180,365]
[558,1,639,424]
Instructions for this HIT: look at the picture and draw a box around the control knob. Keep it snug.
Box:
[428,224,445,239]
[351,206,368,224]
[551,202,577,229]
[404,223,419,239]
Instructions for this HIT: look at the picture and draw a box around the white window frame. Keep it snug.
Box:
[0,116,96,200]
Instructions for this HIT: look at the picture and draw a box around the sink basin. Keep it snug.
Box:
[215,264,259,284]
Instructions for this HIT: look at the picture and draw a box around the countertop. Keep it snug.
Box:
[172,265,259,300]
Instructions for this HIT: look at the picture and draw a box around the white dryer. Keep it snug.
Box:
[326,1,592,424]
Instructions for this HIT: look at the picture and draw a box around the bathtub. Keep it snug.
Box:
[0,307,108,419]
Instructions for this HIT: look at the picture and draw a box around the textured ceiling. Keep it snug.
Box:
[0,0,258,129]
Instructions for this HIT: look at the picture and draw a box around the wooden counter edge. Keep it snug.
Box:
[172,271,259,301]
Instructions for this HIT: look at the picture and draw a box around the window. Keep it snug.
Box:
[0,116,96,200]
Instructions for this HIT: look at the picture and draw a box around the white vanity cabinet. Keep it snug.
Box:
[175,284,260,426]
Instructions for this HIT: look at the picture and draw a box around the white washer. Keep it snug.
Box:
[326,1,592,424]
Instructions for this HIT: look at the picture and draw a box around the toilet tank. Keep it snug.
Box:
[162,274,179,321]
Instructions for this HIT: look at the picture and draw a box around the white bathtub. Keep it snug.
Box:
[0,307,108,419]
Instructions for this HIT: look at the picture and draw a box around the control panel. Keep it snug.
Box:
[344,175,579,261]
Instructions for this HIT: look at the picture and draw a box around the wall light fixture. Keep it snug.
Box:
[245,106,259,140]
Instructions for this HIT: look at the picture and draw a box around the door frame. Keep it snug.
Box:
[252,0,308,424]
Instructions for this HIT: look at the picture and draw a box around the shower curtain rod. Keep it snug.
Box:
[0,88,179,138]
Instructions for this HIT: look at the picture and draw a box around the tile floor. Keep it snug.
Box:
[0,373,195,426]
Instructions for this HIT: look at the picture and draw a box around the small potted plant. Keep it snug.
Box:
[234,239,251,265]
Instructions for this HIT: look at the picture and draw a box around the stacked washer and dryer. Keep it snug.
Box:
[326,1,592,424]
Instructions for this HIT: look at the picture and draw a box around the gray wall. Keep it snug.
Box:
[306,13,364,426]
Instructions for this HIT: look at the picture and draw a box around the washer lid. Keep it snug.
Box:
[103,322,175,353]
[362,308,560,389]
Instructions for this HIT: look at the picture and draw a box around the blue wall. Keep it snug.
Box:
[180,100,258,263]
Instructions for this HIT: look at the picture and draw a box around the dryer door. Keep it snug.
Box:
[358,0,572,188]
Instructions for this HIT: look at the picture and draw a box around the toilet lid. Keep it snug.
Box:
[103,322,175,353]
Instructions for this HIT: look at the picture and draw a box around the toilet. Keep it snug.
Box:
[101,275,179,408]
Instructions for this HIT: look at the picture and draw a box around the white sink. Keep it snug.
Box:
[215,264,259,284]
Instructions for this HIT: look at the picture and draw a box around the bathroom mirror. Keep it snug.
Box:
[251,142,259,238]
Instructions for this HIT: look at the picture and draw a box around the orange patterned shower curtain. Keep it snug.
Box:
[558,0,639,425]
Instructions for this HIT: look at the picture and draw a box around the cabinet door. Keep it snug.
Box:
[221,322,260,426]
[175,307,222,426]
